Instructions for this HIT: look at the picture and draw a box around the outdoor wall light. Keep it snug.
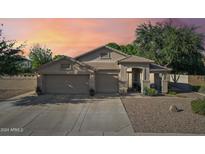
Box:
[126,68,132,73]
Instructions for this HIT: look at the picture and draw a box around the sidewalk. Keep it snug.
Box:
[4,91,35,101]
[195,92,205,97]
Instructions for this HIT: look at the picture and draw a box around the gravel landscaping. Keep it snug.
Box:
[121,93,205,134]
[0,89,33,100]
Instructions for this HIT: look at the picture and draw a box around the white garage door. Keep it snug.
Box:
[45,75,89,94]
[96,73,118,93]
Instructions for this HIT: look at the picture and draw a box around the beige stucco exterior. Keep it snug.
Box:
[37,45,170,95]
[38,59,92,75]
[37,58,94,93]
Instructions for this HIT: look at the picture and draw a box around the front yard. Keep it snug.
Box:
[121,93,205,134]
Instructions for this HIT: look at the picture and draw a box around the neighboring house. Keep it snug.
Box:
[37,45,171,95]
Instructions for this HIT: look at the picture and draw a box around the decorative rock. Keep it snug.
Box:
[169,105,178,112]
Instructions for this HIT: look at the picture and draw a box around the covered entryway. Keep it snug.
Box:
[45,74,89,94]
[127,68,143,92]
[150,63,171,93]
[96,73,118,93]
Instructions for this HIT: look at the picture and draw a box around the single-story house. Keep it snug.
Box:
[37,45,171,95]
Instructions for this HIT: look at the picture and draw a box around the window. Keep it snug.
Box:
[100,52,111,59]
[60,63,71,70]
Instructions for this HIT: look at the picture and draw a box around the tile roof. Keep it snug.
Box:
[118,55,154,63]
[84,62,120,70]
[150,63,172,72]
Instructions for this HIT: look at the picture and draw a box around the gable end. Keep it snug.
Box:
[75,45,128,62]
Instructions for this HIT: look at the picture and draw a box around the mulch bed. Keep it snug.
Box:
[121,93,205,134]
[0,89,33,100]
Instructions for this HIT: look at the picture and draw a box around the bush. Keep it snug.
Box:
[192,85,201,92]
[192,85,205,94]
[191,99,205,115]
[168,90,177,95]
[198,86,205,94]
[36,86,42,95]
[144,87,158,96]
[89,88,95,96]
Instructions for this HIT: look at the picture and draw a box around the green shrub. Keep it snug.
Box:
[191,99,205,115]
[192,85,201,92]
[198,86,205,94]
[192,85,205,93]
[168,90,177,95]
[144,87,158,96]
[89,88,95,96]
[36,86,42,95]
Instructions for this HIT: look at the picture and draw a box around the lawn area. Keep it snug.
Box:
[121,93,205,134]
[0,89,33,100]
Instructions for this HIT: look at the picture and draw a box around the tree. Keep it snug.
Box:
[53,54,67,61]
[107,42,121,50]
[107,42,143,57]
[29,44,52,69]
[135,21,205,75]
[0,25,26,75]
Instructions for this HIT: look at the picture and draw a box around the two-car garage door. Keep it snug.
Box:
[45,75,89,94]
[44,73,118,94]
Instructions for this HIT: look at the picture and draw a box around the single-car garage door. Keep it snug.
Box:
[96,73,118,93]
[45,74,89,94]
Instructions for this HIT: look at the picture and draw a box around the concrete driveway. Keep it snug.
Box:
[0,94,133,136]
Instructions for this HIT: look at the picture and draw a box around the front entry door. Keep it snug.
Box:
[132,68,142,92]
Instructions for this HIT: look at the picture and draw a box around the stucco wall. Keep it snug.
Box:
[150,73,155,83]
[169,74,205,86]
[170,74,189,83]
[117,65,127,94]
[0,75,37,90]
[188,75,205,86]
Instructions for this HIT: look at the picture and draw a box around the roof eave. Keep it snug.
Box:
[96,68,120,71]
[37,56,96,73]
[118,61,154,64]
[150,68,172,73]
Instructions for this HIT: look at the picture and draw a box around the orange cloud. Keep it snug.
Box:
[3,18,202,57]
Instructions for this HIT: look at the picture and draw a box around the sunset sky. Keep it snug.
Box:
[1,18,205,57]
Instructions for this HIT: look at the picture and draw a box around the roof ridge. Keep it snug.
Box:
[118,55,154,63]
[37,56,68,71]
[105,46,129,57]
[85,61,117,63]
[75,45,105,59]
[75,45,129,59]
[117,55,132,62]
